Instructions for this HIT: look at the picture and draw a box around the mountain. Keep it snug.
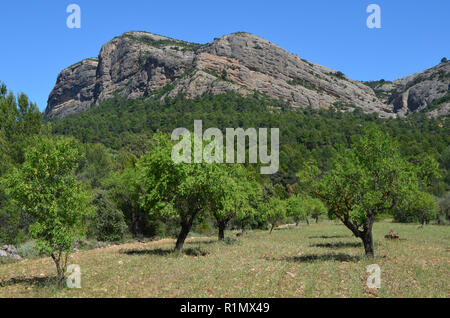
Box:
[45,31,449,119]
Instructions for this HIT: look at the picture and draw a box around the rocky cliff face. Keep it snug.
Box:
[366,61,450,118]
[47,58,98,118]
[45,31,449,119]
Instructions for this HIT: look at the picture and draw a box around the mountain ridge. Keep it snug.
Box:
[45,31,449,119]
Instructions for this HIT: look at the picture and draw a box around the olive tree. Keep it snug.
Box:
[5,137,94,287]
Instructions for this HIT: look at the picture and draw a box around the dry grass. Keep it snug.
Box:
[0,221,449,298]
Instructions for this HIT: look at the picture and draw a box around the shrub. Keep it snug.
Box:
[17,240,39,258]
[91,191,128,242]
[438,193,450,224]
[222,237,238,245]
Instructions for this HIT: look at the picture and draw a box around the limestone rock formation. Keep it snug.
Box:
[366,60,450,117]
[45,31,448,119]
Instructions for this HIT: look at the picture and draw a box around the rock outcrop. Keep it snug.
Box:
[47,58,98,118]
[45,31,449,119]
[366,61,450,117]
[0,245,21,260]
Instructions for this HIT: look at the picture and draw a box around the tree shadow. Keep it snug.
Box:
[120,247,209,257]
[185,239,218,246]
[266,253,361,263]
[0,276,58,288]
[310,242,362,248]
[308,235,351,239]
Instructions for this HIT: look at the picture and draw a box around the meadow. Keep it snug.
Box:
[0,221,448,298]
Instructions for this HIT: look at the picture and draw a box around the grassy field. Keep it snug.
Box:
[0,221,448,298]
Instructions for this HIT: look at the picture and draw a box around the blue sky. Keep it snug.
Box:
[1,0,449,112]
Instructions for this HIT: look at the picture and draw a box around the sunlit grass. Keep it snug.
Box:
[0,221,448,298]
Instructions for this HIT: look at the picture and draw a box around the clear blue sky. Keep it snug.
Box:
[1,0,449,112]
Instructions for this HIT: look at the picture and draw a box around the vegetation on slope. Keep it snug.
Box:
[1,81,449,288]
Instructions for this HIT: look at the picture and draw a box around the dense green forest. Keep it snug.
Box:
[1,82,449,256]
[48,91,449,191]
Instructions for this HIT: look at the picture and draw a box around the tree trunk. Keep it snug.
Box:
[51,254,65,288]
[362,231,374,257]
[315,217,319,223]
[132,211,137,236]
[131,205,140,237]
[269,224,275,234]
[305,218,310,226]
[175,221,192,252]
[218,223,226,241]
[361,216,375,258]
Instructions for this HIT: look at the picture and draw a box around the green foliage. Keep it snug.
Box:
[313,126,425,256]
[362,79,397,99]
[124,33,203,52]
[318,126,419,222]
[16,240,39,258]
[261,197,287,233]
[105,163,148,237]
[0,204,22,244]
[90,191,128,242]
[77,143,113,188]
[421,94,450,113]
[0,82,447,255]
[287,194,307,224]
[221,237,238,245]
[329,71,345,79]
[437,192,450,224]
[221,69,228,81]
[415,154,444,196]
[208,164,262,239]
[0,83,42,244]
[394,191,440,224]
[48,92,449,196]
[306,196,327,222]
[4,136,94,285]
[287,194,327,225]
[274,183,288,199]
[0,83,42,165]
[138,133,227,250]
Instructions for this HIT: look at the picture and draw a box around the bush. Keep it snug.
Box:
[17,240,39,258]
[91,191,128,242]
[438,193,450,224]
[194,219,214,236]
[144,218,170,238]
[74,238,111,250]
[0,204,30,245]
[222,237,239,245]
